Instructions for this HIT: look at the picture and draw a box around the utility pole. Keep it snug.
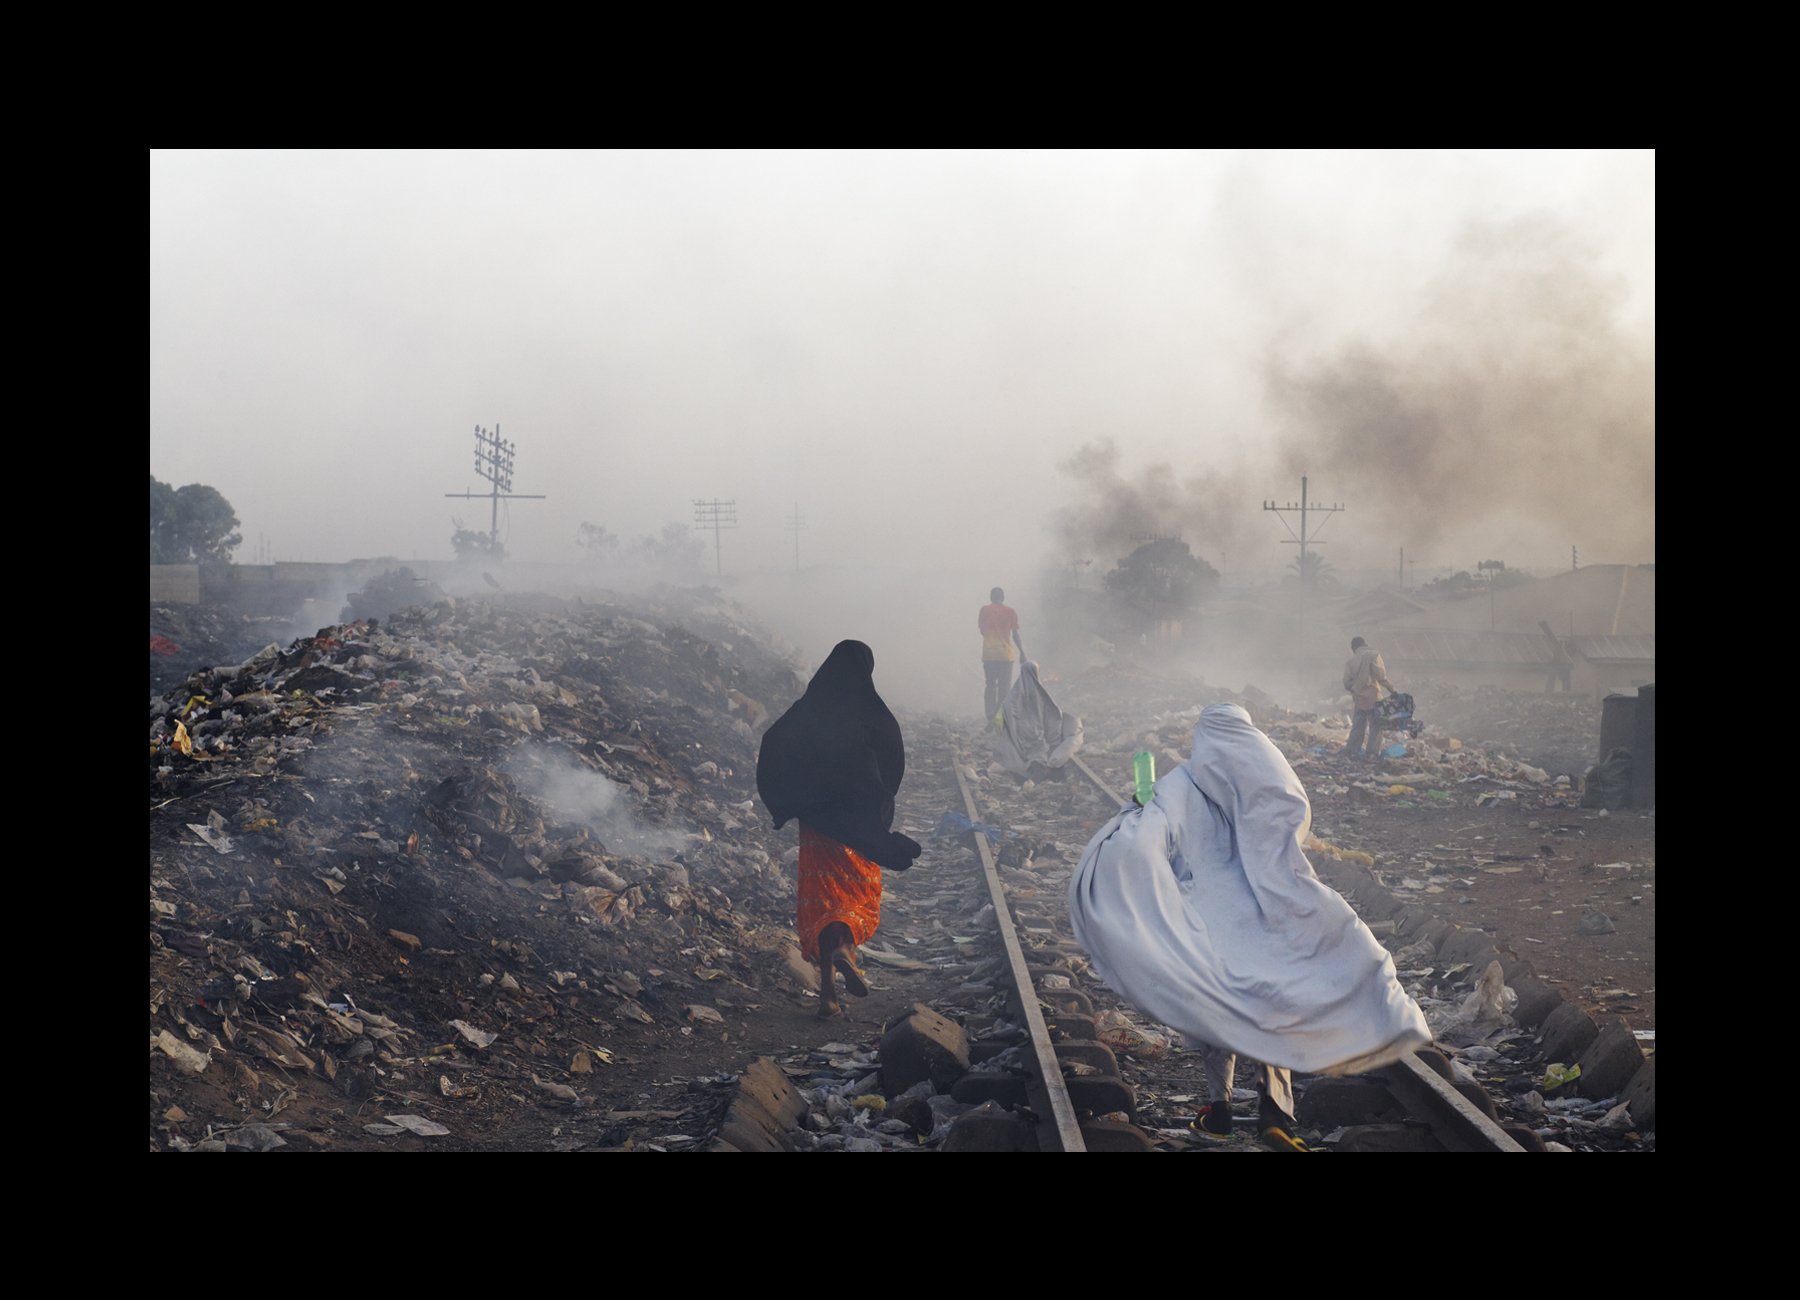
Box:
[1263,476,1344,579]
[1263,475,1344,665]
[444,425,546,553]
[1478,559,1505,632]
[1572,545,1579,572]
[693,498,737,577]
[1398,546,1404,589]
[786,503,805,572]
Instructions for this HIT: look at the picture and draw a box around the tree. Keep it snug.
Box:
[630,522,704,579]
[1103,538,1219,631]
[577,522,622,561]
[451,521,505,563]
[1285,551,1337,590]
[150,477,179,560]
[150,475,242,564]
[1418,567,1529,599]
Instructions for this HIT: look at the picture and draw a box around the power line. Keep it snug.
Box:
[693,498,737,577]
[444,424,546,552]
[1262,475,1343,575]
[1263,474,1344,657]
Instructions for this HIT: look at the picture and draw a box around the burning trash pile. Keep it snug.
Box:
[339,566,448,624]
[148,590,816,1151]
[151,603,291,699]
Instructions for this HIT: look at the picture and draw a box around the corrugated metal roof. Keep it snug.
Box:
[1573,634,1656,664]
[1379,629,1562,667]
[1336,587,1432,624]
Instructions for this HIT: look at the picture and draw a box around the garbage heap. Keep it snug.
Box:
[1402,683,1603,782]
[151,603,291,699]
[149,590,810,1151]
[1065,679,1583,811]
[1058,666,1598,792]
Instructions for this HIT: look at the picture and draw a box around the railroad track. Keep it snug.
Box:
[947,742,1524,1153]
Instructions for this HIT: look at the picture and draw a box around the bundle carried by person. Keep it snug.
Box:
[993,661,1083,778]
[1374,690,1419,735]
[1067,703,1429,1075]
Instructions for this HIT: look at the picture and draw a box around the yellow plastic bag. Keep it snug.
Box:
[1542,1062,1581,1091]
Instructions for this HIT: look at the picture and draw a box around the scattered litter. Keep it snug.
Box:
[862,946,932,971]
[382,1114,451,1137]
[449,1020,497,1049]
[186,810,235,854]
[1096,1008,1169,1059]
[1542,1063,1582,1091]
[152,1030,210,1074]
[532,1075,580,1102]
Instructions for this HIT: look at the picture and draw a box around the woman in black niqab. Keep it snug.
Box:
[757,640,922,1016]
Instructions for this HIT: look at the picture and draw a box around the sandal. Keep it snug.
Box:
[833,949,870,998]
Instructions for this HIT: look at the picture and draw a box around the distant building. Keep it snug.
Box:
[1358,564,1655,696]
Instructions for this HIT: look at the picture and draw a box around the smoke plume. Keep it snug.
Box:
[1056,216,1655,576]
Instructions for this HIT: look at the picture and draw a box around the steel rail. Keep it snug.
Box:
[1069,754,1129,807]
[1380,1054,1525,1152]
[949,748,1087,1152]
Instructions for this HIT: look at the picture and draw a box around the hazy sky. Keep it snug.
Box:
[150,150,1654,579]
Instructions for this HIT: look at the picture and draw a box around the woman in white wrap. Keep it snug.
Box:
[1068,702,1429,1149]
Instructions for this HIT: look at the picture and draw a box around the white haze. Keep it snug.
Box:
[502,747,689,859]
[151,150,1654,713]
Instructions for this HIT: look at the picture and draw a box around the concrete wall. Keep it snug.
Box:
[152,557,656,620]
[150,565,200,605]
[1574,660,1655,699]
[1385,662,1564,693]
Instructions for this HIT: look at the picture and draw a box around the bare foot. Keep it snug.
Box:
[817,1000,844,1019]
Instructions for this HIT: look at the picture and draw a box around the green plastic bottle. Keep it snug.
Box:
[1133,751,1155,805]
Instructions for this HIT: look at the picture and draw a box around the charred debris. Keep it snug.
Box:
[149,591,813,1150]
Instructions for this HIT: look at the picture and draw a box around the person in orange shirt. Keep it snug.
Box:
[978,587,1024,725]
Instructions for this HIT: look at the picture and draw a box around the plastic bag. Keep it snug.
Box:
[1095,1009,1169,1060]
[1454,960,1517,1026]
[1581,748,1633,809]
[1542,1062,1581,1091]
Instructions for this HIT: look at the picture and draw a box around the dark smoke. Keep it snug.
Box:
[1056,216,1654,574]
[1051,440,1259,575]
[1265,216,1655,561]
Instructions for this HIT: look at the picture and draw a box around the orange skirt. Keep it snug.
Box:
[797,823,883,962]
